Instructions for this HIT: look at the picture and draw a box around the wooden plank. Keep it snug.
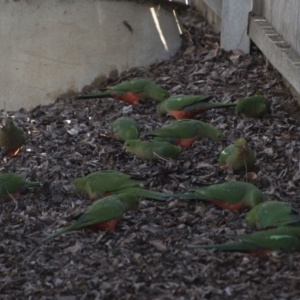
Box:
[249,16,300,100]
[263,0,299,54]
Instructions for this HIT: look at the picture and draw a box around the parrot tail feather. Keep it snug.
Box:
[77,91,111,100]
[187,242,262,252]
[43,224,78,242]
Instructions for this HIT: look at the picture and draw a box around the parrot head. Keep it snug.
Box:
[233,138,249,153]
[144,83,170,102]
[211,130,225,141]
[1,117,13,131]
[123,139,139,153]
[156,101,167,115]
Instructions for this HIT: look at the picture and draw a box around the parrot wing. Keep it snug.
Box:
[43,196,127,242]
[188,227,300,252]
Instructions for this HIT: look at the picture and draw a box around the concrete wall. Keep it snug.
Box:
[0,0,183,111]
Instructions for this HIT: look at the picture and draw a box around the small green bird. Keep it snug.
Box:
[245,201,300,229]
[43,192,140,242]
[144,119,225,149]
[0,173,42,201]
[77,79,170,106]
[73,170,142,199]
[0,117,25,157]
[236,95,271,118]
[73,170,180,201]
[187,226,300,253]
[183,181,263,211]
[157,94,236,119]
[110,117,139,142]
[123,139,182,160]
[219,138,255,171]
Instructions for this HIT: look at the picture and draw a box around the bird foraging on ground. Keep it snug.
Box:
[123,139,182,160]
[236,95,271,118]
[43,192,140,242]
[219,138,255,172]
[145,119,225,149]
[187,226,300,254]
[157,94,236,119]
[110,117,139,142]
[245,201,300,229]
[0,117,25,157]
[182,181,263,211]
[77,79,170,106]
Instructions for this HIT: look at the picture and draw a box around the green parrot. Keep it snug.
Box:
[72,170,181,201]
[43,192,140,242]
[182,181,263,211]
[236,95,271,118]
[0,117,25,157]
[219,138,255,171]
[187,226,300,253]
[0,173,43,201]
[144,119,225,149]
[245,201,300,229]
[73,170,142,199]
[77,79,170,106]
[110,117,139,142]
[123,139,182,160]
[156,94,236,119]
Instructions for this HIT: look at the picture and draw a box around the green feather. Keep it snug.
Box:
[156,94,236,116]
[0,117,25,153]
[184,181,263,208]
[111,117,139,142]
[72,170,144,199]
[77,79,169,102]
[246,201,300,229]
[123,139,182,160]
[145,119,225,142]
[219,138,255,171]
[188,227,300,252]
[236,95,271,118]
[43,193,140,242]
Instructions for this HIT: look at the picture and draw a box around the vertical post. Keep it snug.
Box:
[221,0,252,53]
[252,0,262,15]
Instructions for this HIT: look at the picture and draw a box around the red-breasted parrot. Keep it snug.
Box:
[73,170,181,201]
[77,79,170,106]
[236,95,271,118]
[0,173,43,201]
[0,117,25,157]
[123,139,182,160]
[182,181,263,211]
[144,120,225,149]
[43,192,140,242]
[219,138,255,171]
[187,226,300,253]
[110,117,139,142]
[245,201,300,229]
[157,95,236,119]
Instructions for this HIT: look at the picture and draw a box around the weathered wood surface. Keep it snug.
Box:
[262,0,300,53]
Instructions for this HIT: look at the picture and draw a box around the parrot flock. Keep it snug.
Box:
[1,74,297,255]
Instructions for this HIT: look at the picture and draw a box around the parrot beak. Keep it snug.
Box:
[240,143,248,154]
[122,146,127,153]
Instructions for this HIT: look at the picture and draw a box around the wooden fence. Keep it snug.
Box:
[257,0,300,54]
